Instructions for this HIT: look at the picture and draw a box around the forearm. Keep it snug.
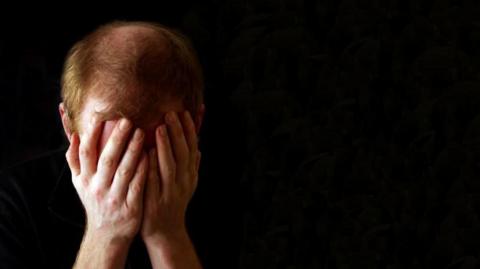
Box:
[145,231,202,269]
[73,231,131,269]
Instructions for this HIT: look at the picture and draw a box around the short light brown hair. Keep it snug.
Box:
[61,20,204,133]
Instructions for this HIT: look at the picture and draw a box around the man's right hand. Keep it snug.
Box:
[65,116,148,267]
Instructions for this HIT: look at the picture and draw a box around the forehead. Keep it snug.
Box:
[78,95,184,133]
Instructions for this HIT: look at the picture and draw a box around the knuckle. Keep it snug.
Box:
[79,145,90,158]
[106,196,121,209]
[118,167,131,178]
[101,156,114,168]
[110,134,122,146]
[130,183,142,194]
[91,185,105,199]
[78,176,88,187]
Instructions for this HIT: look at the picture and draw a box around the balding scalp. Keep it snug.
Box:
[61,21,204,132]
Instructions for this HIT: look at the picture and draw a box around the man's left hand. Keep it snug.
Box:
[140,110,201,244]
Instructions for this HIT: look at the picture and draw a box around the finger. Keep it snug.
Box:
[181,110,199,153]
[96,118,133,188]
[196,150,201,173]
[192,150,201,191]
[156,124,177,189]
[126,151,148,209]
[110,128,145,200]
[165,111,189,171]
[79,115,104,176]
[181,111,199,172]
[146,148,161,197]
[66,132,80,177]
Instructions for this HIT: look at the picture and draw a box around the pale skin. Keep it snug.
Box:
[59,96,205,269]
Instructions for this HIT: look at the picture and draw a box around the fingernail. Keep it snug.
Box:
[120,118,131,130]
[184,110,191,120]
[166,111,176,124]
[134,128,144,140]
[157,125,166,137]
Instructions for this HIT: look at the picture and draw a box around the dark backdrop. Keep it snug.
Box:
[2,0,480,268]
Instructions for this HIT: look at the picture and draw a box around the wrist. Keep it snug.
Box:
[143,228,190,250]
[74,230,132,269]
[143,228,202,269]
[84,229,133,252]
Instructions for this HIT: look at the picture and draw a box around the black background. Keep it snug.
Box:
[2,0,480,268]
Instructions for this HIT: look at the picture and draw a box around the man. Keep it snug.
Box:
[0,21,205,268]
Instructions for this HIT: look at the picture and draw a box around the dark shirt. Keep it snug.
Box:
[0,147,152,268]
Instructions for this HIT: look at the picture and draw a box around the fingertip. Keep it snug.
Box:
[90,118,105,138]
[89,114,99,131]
[68,132,74,145]
[67,133,78,156]
[66,134,81,175]
[166,111,177,125]
[134,128,145,141]
[154,127,162,155]
[185,110,195,130]
[156,124,166,139]
[71,132,79,145]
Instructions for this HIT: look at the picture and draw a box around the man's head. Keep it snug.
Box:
[59,21,205,149]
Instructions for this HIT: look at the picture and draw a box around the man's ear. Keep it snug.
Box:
[194,103,205,135]
[59,102,72,142]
